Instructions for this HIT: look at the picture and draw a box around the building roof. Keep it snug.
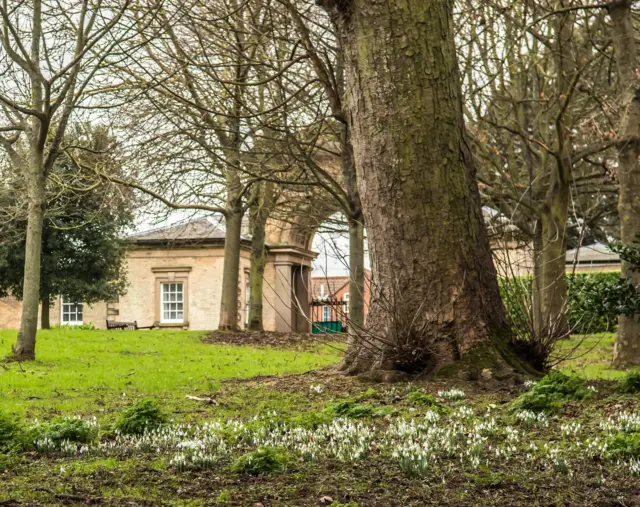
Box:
[566,242,621,265]
[128,218,250,246]
[311,270,371,299]
[311,276,349,299]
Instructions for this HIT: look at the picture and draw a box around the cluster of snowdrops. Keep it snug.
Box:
[2,373,640,479]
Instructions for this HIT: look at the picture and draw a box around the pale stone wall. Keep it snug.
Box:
[0,297,108,330]
[0,244,314,332]
[262,261,277,332]
[491,241,535,277]
[117,245,252,331]
[491,240,622,276]
[0,297,22,329]
[568,264,621,274]
[49,299,108,328]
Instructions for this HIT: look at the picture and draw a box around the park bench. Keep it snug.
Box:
[106,320,156,330]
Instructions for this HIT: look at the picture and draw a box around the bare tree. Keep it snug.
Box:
[109,0,322,330]
[318,0,533,376]
[609,0,640,367]
[459,1,619,344]
[0,0,139,359]
[278,0,366,336]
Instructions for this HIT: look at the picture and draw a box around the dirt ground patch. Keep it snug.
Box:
[203,330,346,349]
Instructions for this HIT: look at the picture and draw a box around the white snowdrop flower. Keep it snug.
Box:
[437,389,465,401]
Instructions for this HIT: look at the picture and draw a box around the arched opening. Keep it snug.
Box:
[262,202,371,334]
[308,213,370,335]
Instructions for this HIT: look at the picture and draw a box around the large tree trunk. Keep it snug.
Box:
[324,0,519,376]
[218,199,243,331]
[610,0,640,367]
[14,150,46,360]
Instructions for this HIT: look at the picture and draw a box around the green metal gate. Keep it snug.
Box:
[311,299,346,334]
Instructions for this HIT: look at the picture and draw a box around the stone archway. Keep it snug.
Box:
[261,191,341,333]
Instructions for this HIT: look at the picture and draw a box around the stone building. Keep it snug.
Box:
[0,218,317,332]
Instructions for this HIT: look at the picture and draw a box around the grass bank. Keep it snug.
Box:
[1,329,640,505]
[0,328,343,418]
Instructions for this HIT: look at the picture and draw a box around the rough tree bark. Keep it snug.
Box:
[218,197,244,330]
[247,181,276,331]
[40,296,50,330]
[610,0,640,367]
[14,123,47,360]
[321,0,522,376]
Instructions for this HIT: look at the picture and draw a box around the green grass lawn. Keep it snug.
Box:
[1,328,634,421]
[0,328,343,419]
[2,329,640,506]
[557,333,640,379]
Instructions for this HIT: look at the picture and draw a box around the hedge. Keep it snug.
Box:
[500,271,621,335]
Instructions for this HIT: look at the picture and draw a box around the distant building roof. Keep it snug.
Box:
[129,218,250,246]
[312,276,349,299]
[311,270,371,299]
[566,243,620,265]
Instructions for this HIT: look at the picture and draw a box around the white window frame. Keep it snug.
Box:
[343,293,349,314]
[160,282,185,324]
[322,305,331,322]
[60,296,83,326]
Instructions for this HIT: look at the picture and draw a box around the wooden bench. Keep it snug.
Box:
[106,320,156,330]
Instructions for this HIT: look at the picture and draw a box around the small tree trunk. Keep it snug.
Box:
[538,200,570,339]
[533,9,574,343]
[247,182,275,331]
[247,232,265,331]
[218,200,243,331]
[610,0,640,367]
[340,124,366,338]
[531,223,544,337]
[347,215,365,334]
[40,296,51,330]
[325,0,524,376]
[14,151,46,361]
